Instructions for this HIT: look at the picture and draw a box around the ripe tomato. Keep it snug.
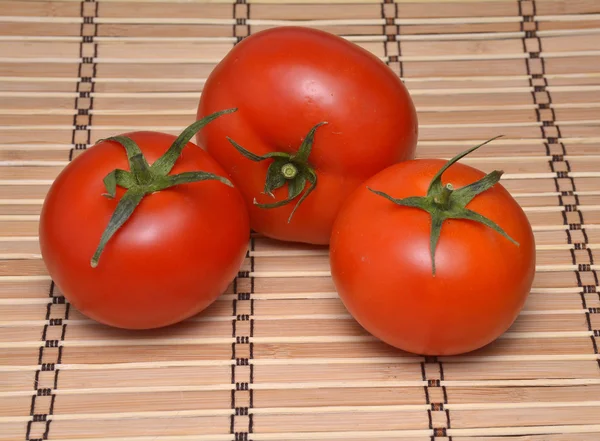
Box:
[39,111,249,329]
[330,140,536,355]
[197,26,418,244]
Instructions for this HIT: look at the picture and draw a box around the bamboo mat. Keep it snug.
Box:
[1,0,600,439]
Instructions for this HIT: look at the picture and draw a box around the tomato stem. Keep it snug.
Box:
[436,183,454,208]
[368,136,519,276]
[90,109,237,268]
[281,163,299,180]
[227,122,327,222]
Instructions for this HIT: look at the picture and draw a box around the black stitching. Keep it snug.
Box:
[29,395,37,416]
[231,238,255,436]
[53,369,61,389]
[233,0,250,44]
[33,370,40,389]
[72,0,98,151]
[423,358,452,440]
[236,382,249,391]
[248,236,256,434]
[30,2,86,432]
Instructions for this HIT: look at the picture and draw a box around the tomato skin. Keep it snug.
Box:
[39,132,249,330]
[329,159,536,355]
[197,26,418,245]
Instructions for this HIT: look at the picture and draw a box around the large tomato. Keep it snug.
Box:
[197,26,418,244]
[330,140,536,355]
[39,111,249,329]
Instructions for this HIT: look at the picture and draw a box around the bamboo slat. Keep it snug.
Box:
[1,0,600,440]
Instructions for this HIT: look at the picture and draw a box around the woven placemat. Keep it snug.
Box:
[1,0,600,439]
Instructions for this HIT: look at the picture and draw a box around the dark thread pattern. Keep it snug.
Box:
[421,358,452,440]
[233,0,250,44]
[71,0,98,155]
[26,282,70,440]
[519,0,599,367]
[381,0,404,78]
[230,238,255,438]
[27,3,97,438]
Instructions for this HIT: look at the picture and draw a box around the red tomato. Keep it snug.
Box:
[39,124,249,330]
[197,26,417,244]
[330,142,536,355]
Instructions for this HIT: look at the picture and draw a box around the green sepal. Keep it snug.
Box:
[152,171,233,191]
[227,137,291,162]
[448,208,519,247]
[290,122,328,163]
[264,158,289,197]
[101,136,152,180]
[90,109,236,268]
[288,169,317,223]
[287,174,307,200]
[452,170,503,206]
[427,135,503,196]
[428,214,445,275]
[368,136,518,276]
[151,108,237,176]
[254,170,316,222]
[130,154,153,185]
[229,122,327,222]
[367,188,429,210]
[91,189,145,268]
[102,169,136,199]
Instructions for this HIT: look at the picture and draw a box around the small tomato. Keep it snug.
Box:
[39,110,249,330]
[330,138,536,355]
[197,26,418,245]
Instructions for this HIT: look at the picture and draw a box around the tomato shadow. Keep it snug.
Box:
[80,300,229,341]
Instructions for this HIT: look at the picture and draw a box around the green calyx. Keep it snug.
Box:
[368,135,519,276]
[90,108,237,268]
[227,122,327,223]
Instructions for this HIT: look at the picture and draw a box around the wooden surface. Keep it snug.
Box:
[1,0,600,439]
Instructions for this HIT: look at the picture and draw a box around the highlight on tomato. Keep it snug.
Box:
[39,109,250,330]
[197,26,418,245]
[329,138,536,356]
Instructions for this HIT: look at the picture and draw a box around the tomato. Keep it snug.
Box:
[39,111,249,330]
[197,26,418,245]
[330,140,536,355]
